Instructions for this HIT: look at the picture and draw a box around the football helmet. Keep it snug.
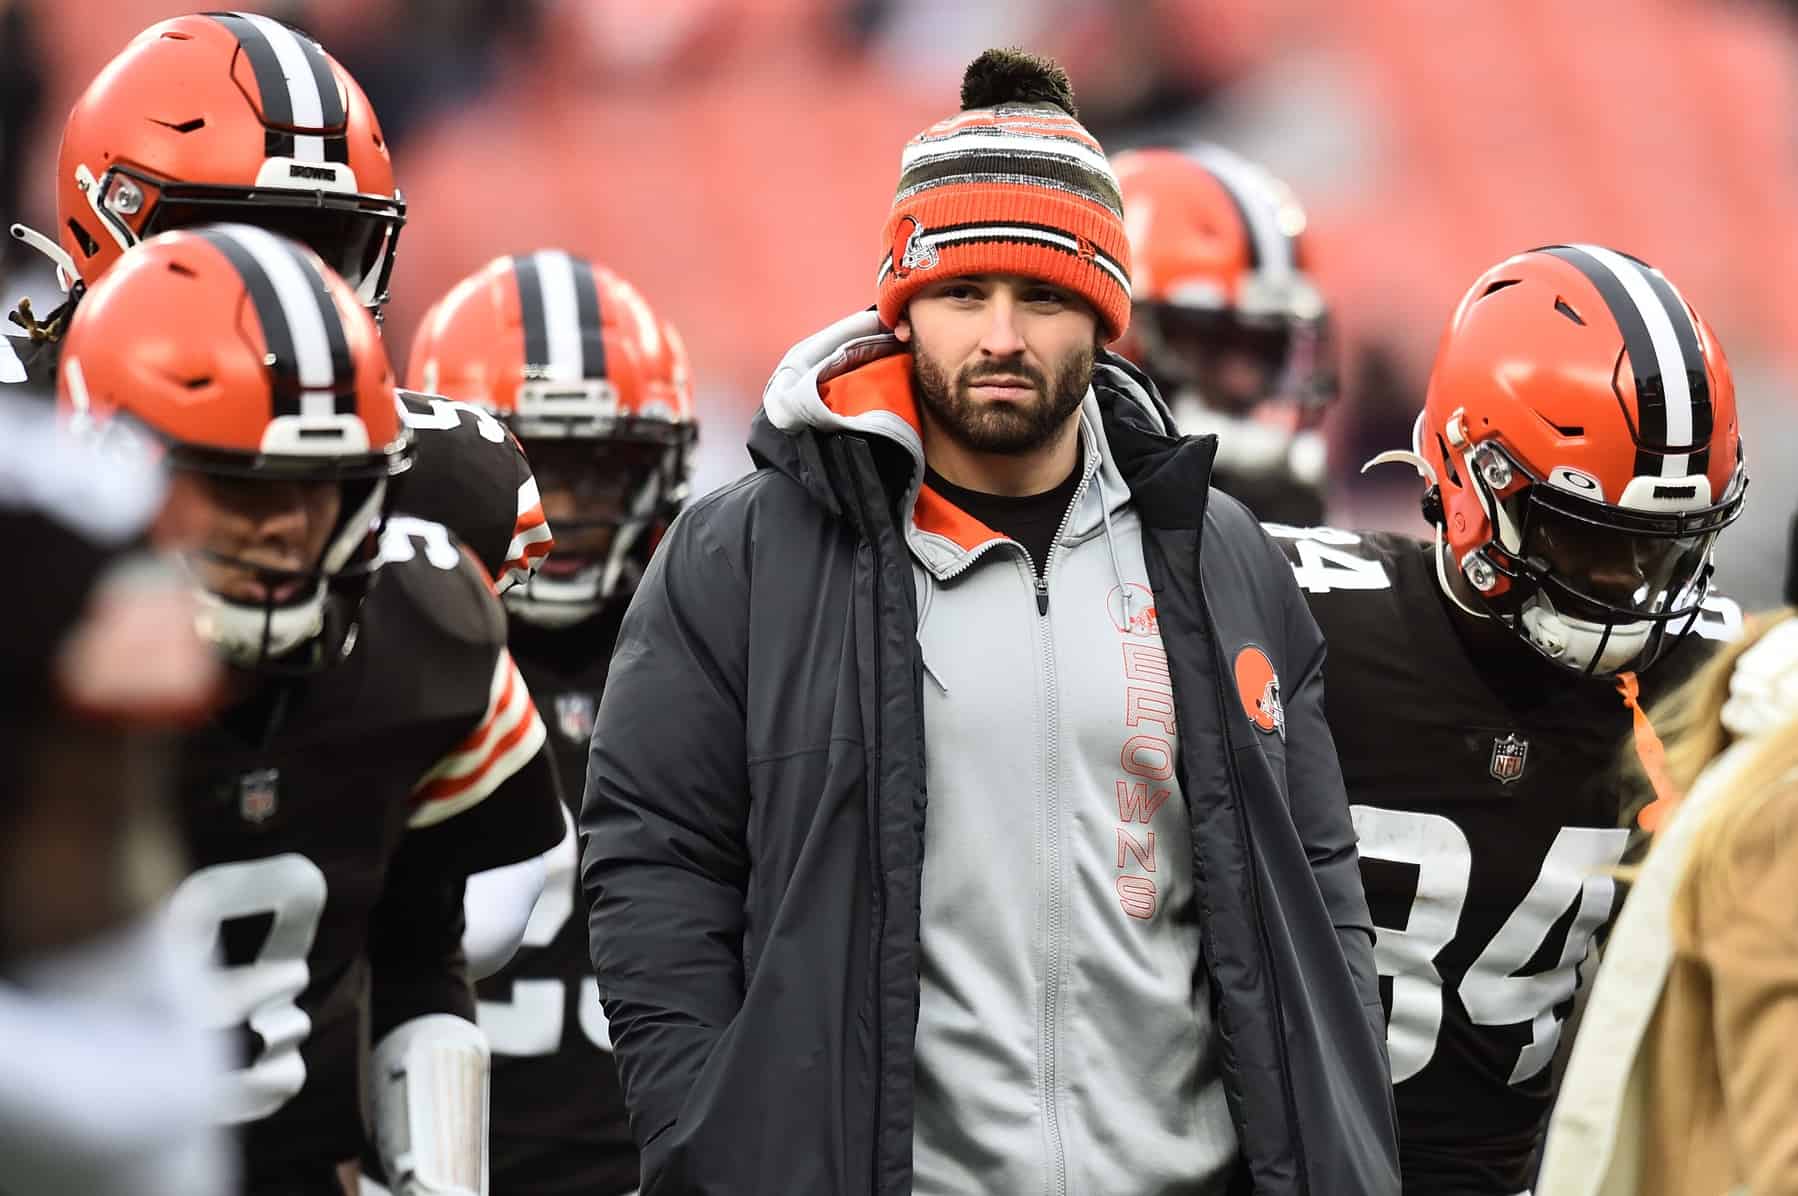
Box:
[1115,144,1333,502]
[40,13,402,310]
[406,251,696,627]
[1389,244,1745,676]
[57,225,414,671]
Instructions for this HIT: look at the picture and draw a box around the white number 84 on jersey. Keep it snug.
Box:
[1352,806,1627,1085]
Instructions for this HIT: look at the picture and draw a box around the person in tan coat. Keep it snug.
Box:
[1539,607,1798,1196]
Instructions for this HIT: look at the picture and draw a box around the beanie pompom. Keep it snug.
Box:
[959,48,1077,117]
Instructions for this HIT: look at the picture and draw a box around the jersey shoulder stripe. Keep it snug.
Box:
[498,475,554,594]
[409,648,547,825]
[394,390,554,590]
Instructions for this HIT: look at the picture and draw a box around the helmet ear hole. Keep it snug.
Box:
[66,218,100,259]
[1434,432,1462,487]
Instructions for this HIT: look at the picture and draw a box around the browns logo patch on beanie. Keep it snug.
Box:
[876,48,1132,342]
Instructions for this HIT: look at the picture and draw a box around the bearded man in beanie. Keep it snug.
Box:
[582,49,1399,1196]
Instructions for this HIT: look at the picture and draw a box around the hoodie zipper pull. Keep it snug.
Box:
[1034,573,1049,616]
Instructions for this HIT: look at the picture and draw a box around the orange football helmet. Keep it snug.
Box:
[45,13,402,309]
[1115,144,1333,519]
[1402,244,1745,675]
[58,225,414,671]
[407,250,696,625]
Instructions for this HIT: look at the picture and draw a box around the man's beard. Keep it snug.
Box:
[913,345,1094,455]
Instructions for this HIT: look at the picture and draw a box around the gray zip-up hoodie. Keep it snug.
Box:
[766,312,1236,1193]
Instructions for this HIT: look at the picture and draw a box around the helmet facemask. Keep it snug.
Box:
[1453,438,1745,677]
[79,163,405,311]
[1134,295,1334,481]
[504,408,692,630]
[175,447,412,673]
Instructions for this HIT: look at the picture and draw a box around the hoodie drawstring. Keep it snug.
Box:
[1092,469,1135,625]
[915,434,1131,691]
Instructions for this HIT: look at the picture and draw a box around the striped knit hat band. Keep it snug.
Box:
[876,60,1132,342]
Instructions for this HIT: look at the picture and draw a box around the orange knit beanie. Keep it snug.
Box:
[876,49,1132,342]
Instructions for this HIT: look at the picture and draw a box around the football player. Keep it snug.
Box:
[57,224,567,1194]
[0,394,233,1195]
[1114,144,1334,525]
[1268,244,1745,1194]
[403,249,698,1195]
[11,11,552,589]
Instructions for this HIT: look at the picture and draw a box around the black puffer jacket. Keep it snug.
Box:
[582,326,1398,1196]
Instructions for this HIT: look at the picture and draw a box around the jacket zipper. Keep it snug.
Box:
[1021,463,1092,1196]
[1024,546,1069,1196]
[1189,539,1310,1189]
[1025,468,1086,616]
[909,450,1096,1196]
[919,440,1100,600]
[932,538,1011,585]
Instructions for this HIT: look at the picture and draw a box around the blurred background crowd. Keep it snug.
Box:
[7,0,1796,602]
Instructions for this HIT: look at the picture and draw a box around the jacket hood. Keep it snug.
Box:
[752,308,1198,568]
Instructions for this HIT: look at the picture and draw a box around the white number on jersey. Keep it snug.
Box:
[1461,828,1624,1082]
[1692,593,1744,643]
[1263,524,1393,594]
[1349,807,1471,1082]
[398,395,507,444]
[1351,806,1628,1086]
[168,854,329,1123]
[477,805,613,1055]
[380,515,462,571]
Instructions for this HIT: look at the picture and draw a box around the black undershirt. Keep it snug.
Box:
[924,451,1084,577]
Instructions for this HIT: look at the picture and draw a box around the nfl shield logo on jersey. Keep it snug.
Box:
[1489,733,1529,785]
[238,768,280,824]
[556,692,598,745]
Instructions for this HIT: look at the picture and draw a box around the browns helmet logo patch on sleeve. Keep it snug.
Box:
[1234,646,1285,739]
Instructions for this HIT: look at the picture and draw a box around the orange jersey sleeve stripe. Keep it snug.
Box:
[496,478,555,594]
[454,663,522,760]
[408,650,548,827]
[421,657,529,781]
[414,702,541,806]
